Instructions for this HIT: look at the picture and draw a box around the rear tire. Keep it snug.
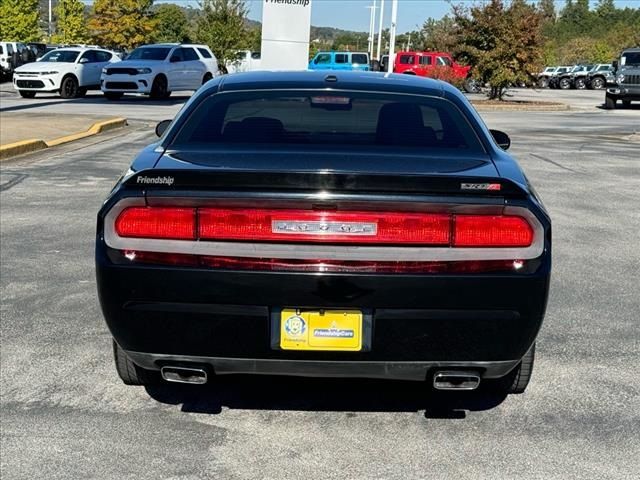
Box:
[113,340,160,386]
[463,78,481,94]
[559,77,571,90]
[491,343,536,394]
[574,78,586,90]
[537,77,549,88]
[605,94,617,109]
[60,75,79,99]
[104,92,123,101]
[202,72,213,85]
[19,90,36,98]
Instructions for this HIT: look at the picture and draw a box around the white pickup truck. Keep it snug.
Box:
[225,51,262,74]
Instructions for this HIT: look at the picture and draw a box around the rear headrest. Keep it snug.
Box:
[376,103,426,146]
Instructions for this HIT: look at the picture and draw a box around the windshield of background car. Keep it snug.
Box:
[621,52,640,66]
[39,50,79,62]
[127,47,171,61]
[171,91,485,154]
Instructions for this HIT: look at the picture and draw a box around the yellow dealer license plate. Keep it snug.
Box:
[280,309,363,351]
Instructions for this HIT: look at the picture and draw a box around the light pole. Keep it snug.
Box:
[376,0,385,60]
[387,0,398,74]
[48,0,52,41]
[367,1,377,60]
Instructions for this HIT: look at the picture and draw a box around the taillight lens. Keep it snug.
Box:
[115,207,196,240]
[199,209,450,245]
[454,215,533,247]
[113,207,534,248]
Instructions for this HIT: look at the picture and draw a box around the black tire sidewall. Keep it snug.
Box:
[60,76,78,99]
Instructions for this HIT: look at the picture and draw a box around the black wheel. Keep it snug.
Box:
[622,100,631,108]
[202,72,213,85]
[19,90,36,98]
[150,75,169,99]
[60,75,79,99]
[463,78,481,93]
[574,78,586,90]
[104,92,123,101]
[605,94,617,109]
[113,340,160,386]
[77,87,87,98]
[590,76,605,90]
[559,77,571,90]
[491,343,536,394]
[537,77,549,88]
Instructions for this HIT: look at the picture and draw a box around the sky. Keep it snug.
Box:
[91,0,640,34]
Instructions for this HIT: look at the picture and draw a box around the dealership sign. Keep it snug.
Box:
[261,0,313,70]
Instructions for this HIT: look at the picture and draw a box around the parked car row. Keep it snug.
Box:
[537,64,613,90]
[11,43,220,100]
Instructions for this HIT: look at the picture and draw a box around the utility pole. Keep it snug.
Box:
[376,0,385,60]
[387,0,398,74]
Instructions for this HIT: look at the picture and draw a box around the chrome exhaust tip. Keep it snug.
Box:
[433,371,481,391]
[161,366,208,385]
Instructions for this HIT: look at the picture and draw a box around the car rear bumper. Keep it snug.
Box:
[97,246,550,379]
[125,352,521,380]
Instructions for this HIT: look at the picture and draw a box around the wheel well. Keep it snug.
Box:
[61,73,78,84]
[153,73,167,83]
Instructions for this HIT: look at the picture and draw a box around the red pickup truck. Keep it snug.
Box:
[393,51,478,92]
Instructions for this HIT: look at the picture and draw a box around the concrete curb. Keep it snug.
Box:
[0,117,127,161]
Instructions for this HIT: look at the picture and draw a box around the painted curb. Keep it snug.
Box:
[0,139,48,160]
[0,117,128,161]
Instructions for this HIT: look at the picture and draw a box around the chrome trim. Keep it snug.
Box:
[103,198,545,262]
[433,371,481,390]
[160,366,208,384]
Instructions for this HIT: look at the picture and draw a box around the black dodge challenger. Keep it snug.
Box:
[96,71,551,394]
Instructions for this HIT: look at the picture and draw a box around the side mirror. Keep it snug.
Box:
[79,58,89,64]
[170,55,180,63]
[612,60,618,72]
[155,119,172,137]
[490,129,511,150]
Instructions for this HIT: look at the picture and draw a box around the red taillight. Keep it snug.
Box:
[115,207,196,240]
[454,215,533,247]
[113,207,534,248]
[198,208,450,245]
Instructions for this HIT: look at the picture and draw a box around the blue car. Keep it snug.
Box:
[308,51,370,71]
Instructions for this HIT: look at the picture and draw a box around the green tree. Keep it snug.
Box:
[88,0,157,50]
[154,3,190,43]
[195,0,249,65]
[0,0,41,41]
[594,0,616,19]
[453,0,545,100]
[420,15,458,53]
[538,0,556,23]
[52,0,87,44]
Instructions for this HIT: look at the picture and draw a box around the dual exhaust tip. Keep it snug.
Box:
[159,366,480,390]
[432,371,481,391]
[161,366,208,385]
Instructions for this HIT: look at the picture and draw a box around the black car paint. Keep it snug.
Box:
[96,71,551,382]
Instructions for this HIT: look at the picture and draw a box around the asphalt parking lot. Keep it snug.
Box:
[1,87,639,479]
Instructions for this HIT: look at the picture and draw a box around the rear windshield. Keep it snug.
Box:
[40,50,79,63]
[172,91,484,153]
[127,47,171,61]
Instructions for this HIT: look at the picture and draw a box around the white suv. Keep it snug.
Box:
[0,42,16,77]
[100,43,220,100]
[13,47,120,99]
